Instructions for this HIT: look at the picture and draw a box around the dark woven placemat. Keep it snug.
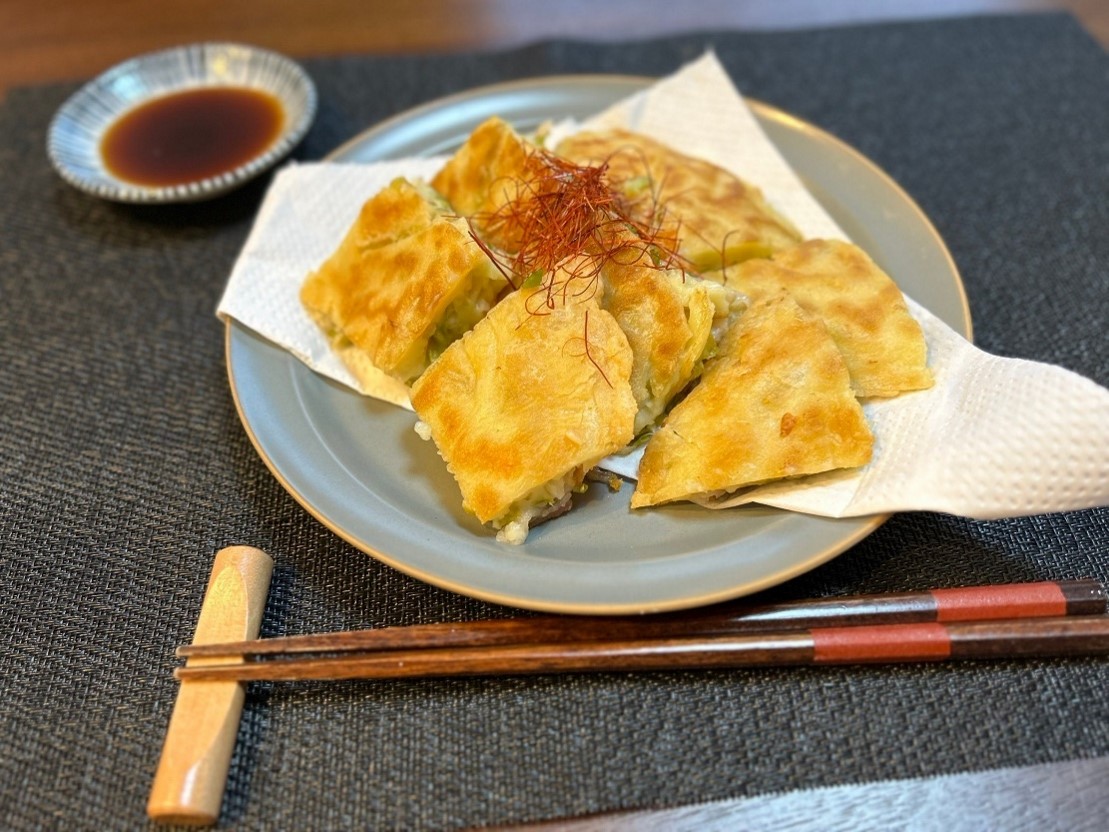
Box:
[2,12,1108,831]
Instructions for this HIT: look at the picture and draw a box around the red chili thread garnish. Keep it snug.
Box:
[466,143,694,386]
[469,145,690,304]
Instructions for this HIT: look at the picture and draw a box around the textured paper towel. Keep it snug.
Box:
[217,52,1109,520]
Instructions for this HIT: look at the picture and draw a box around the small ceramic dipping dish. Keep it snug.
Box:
[47,42,317,203]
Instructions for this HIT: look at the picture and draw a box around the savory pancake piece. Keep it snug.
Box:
[349,175,450,248]
[556,128,802,273]
[410,284,637,544]
[300,177,505,385]
[430,116,548,254]
[631,292,874,509]
[600,252,746,434]
[718,239,933,398]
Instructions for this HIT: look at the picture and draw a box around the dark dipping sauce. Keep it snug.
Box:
[100,86,285,187]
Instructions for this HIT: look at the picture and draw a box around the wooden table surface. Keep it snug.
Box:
[2,0,1105,97]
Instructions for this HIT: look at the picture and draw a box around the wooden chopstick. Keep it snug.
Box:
[177,578,1105,659]
[175,615,1109,682]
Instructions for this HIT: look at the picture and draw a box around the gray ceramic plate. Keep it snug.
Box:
[48,42,316,203]
[226,76,972,614]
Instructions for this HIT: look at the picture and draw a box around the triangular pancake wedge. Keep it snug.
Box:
[300,178,505,385]
[411,283,636,544]
[631,292,874,508]
[556,128,802,273]
[720,239,933,398]
[600,252,745,435]
[430,116,548,254]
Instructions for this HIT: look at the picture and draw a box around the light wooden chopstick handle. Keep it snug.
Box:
[147,546,274,826]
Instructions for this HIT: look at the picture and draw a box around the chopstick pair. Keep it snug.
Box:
[174,579,1108,683]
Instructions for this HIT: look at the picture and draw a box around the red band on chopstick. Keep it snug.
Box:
[812,623,951,663]
[930,582,1067,622]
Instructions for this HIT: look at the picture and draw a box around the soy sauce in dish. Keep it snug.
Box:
[100,86,285,187]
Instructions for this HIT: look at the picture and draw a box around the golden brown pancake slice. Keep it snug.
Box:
[410,282,636,544]
[430,116,549,254]
[600,251,746,434]
[300,177,504,385]
[631,292,874,508]
[718,239,933,398]
[556,128,802,273]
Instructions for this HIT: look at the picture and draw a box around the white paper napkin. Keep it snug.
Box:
[218,52,1109,520]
